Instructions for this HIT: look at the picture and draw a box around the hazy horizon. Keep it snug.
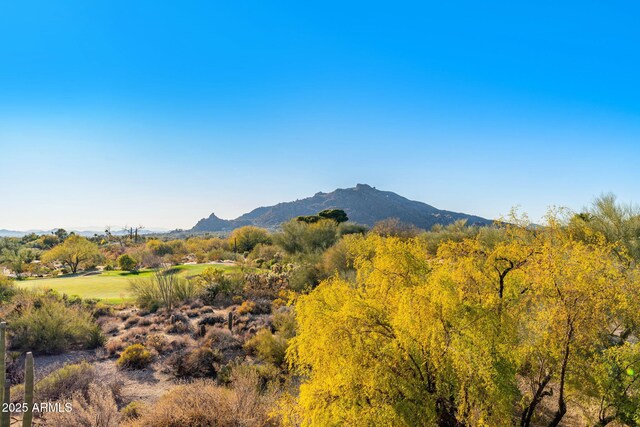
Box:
[0,182,631,232]
[2,2,639,230]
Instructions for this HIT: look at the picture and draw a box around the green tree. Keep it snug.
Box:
[296,209,349,225]
[117,254,138,272]
[229,226,271,253]
[0,248,37,279]
[54,228,69,241]
[569,193,640,262]
[318,209,348,223]
[42,235,100,274]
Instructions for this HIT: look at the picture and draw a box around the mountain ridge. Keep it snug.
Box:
[192,184,493,232]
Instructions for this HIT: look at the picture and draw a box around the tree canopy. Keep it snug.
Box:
[42,235,100,274]
[286,214,640,426]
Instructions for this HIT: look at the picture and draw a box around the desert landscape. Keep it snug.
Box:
[0,188,639,426]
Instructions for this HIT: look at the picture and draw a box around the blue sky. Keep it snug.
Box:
[1,1,639,230]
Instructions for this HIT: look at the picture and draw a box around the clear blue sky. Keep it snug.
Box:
[1,1,639,230]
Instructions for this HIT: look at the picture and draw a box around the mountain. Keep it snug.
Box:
[192,184,492,232]
[0,228,169,238]
[0,230,27,238]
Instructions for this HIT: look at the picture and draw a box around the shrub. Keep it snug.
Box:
[145,334,170,353]
[42,383,120,427]
[198,315,225,326]
[117,344,153,370]
[274,218,338,254]
[92,303,113,318]
[272,298,286,310]
[105,337,126,356]
[128,278,158,309]
[11,361,96,403]
[129,268,189,310]
[37,362,95,401]
[166,346,221,378]
[121,401,145,420]
[165,322,192,335]
[205,328,242,352]
[122,374,277,427]
[0,275,16,302]
[244,329,288,366]
[174,278,202,302]
[9,296,103,354]
[208,249,239,262]
[124,316,139,329]
[243,269,289,298]
[371,217,421,238]
[117,254,138,272]
[101,320,120,335]
[248,243,281,266]
[199,267,231,302]
[168,335,195,351]
[237,300,256,315]
[87,324,107,348]
[337,222,368,236]
[273,310,296,339]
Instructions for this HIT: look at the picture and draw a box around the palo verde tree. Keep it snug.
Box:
[42,235,100,274]
[517,218,636,427]
[286,212,640,427]
[229,226,271,253]
[569,193,640,263]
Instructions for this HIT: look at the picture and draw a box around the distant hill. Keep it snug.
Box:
[0,229,27,238]
[0,228,167,238]
[192,184,492,232]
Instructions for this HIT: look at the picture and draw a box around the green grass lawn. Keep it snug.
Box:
[16,263,239,304]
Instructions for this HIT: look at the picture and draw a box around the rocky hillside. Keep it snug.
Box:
[192,184,492,232]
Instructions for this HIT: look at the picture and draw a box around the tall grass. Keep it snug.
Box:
[129,268,202,310]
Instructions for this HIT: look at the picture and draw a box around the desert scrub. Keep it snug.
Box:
[91,303,114,318]
[129,268,197,310]
[272,310,296,339]
[121,401,145,420]
[87,324,107,348]
[197,314,225,326]
[36,362,96,401]
[244,329,288,366]
[123,315,140,329]
[101,320,120,335]
[121,374,277,427]
[205,328,242,352]
[237,300,256,315]
[117,344,153,369]
[9,295,104,354]
[105,337,126,356]
[42,383,120,427]
[165,321,192,334]
[137,316,152,326]
[12,361,120,403]
[166,346,221,378]
[145,334,170,353]
[198,267,238,303]
[0,275,17,302]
